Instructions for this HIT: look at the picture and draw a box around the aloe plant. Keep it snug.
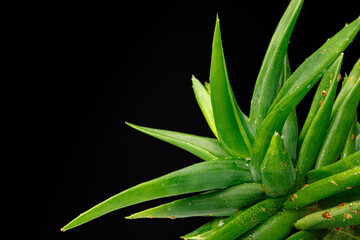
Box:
[62,0,360,239]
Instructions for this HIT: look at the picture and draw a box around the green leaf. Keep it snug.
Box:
[237,210,301,240]
[181,217,229,240]
[332,58,360,117]
[126,183,264,219]
[341,113,358,159]
[298,53,343,148]
[205,198,285,240]
[322,227,360,240]
[285,230,329,240]
[319,185,360,210]
[280,53,298,165]
[284,166,360,209]
[250,16,360,182]
[249,0,303,133]
[294,200,360,229]
[315,62,360,168]
[210,16,254,158]
[294,54,342,190]
[307,151,360,183]
[61,159,252,231]
[126,122,232,161]
[192,75,219,139]
[260,132,296,197]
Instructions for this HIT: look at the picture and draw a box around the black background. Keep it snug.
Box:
[6,1,359,239]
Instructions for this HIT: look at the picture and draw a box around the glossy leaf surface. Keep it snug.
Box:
[205,198,284,240]
[126,183,264,219]
[210,16,254,158]
[284,167,360,209]
[126,122,231,161]
[307,151,360,183]
[294,54,342,190]
[192,75,219,139]
[249,0,303,133]
[238,210,301,240]
[250,17,360,182]
[62,159,252,231]
[294,200,360,229]
[181,217,228,239]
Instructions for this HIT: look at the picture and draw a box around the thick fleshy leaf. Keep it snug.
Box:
[181,217,229,240]
[260,132,296,197]
[285,230,329,240]
[126,183,264,219]
[284,167,360,209]
[249,0,303,133]
[322,227,360,240]
[340,113,357,159]
[192,75,219,139]
[210,16,254,158]
[332,58,360,117]
[250,17,360,182]
[294,54,342,190]
[294,200,360,229]
[280,53,299,165]
[298,54,343,147]
[237,210,301,240]
[315,65,360,168]
[307,151,360,183]
[126,122,232,161]
[61,159,252,231]
[319,186,360,210]
[205,198,285,240]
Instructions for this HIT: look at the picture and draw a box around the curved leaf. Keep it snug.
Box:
[250,17,360,182]
[126,183,264,219]
[284,167,360,209]
[294,54,342,190]
[237,210,301,240]
[61,159,252,231]
[249,0,303,133]
[126,122,232,161]
[205,198,285,240]
[307,151,360,183]
[294,200,360,229]
[315,75,360,168]
[181,217,229,240]
[210,16,254,158]
[192,75,219,139]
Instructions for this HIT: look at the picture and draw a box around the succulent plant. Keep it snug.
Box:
[62,0,360,239]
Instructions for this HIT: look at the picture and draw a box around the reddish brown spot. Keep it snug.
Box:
[350,225,355,229]
[321,90,326,96]
[344,213,352,219]
[319,100,323,106]
[338,203,347,208]
[289,193,298,202]
[302,184,309,189]
[322,211,333,219]
[330,73,333,79]
[337,73,342,82]
[336,227,342,231]
[351,134,355,140]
